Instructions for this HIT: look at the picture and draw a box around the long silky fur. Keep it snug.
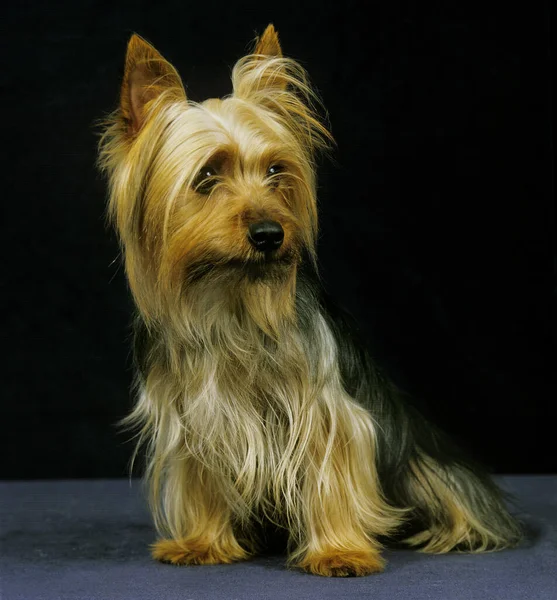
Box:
[315,266,523,552]
[99,29,522,573]
[124,259,522,561]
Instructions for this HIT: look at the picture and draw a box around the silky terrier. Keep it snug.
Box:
[98,25,522,576]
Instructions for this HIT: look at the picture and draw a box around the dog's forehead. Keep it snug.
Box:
[191,97,285,155]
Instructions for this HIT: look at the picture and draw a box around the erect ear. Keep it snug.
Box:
[253,24,282,57]
[235,24,286,94]
[120,34,186,135]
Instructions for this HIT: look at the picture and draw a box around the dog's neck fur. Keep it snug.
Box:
[154,268,304,376]
[136,263,333,412]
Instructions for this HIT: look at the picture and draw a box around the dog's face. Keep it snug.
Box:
[139,95,314,282]
[100,26,331,320]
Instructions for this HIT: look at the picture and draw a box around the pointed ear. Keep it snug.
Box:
[235,24,286,94]
[253,24,282,57]
[120,34,186,135]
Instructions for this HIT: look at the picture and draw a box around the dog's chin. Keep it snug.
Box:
[240,256,294,282]
[185,251,297,284]
[227,250,298,281]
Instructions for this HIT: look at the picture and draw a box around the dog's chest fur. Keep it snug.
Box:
[138,291,342,506]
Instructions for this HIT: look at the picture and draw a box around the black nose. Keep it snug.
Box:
[248,220,284,252]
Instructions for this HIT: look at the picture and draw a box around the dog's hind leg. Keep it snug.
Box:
[288,393,405,577]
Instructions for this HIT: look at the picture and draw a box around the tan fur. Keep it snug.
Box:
[403,454,519,553]
[296,549,385,577]
[254,24,283,58]
[152,535,248,566]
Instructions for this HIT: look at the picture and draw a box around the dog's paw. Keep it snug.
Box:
[151,537,248,565]
[295,548,385,577]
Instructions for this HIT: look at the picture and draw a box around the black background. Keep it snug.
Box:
[4,1,555,478]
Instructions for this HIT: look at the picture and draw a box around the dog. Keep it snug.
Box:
[98,24,522,576]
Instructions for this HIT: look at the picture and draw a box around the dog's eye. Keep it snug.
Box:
[194,165,218,194]
[268,164,284,177]
[267,164,284,188]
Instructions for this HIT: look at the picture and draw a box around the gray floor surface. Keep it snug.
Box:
[1,476,556,600]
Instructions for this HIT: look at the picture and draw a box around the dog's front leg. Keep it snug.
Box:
[151,456,249,566]
[288,397,403,576]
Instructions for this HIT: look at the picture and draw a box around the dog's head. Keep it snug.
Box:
[99,25,331,323]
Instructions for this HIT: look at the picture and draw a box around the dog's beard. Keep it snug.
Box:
[177,250,299,339]
[184,249,298,285]
[227,251,298,282]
